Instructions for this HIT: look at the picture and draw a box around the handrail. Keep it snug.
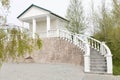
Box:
[102,42,112,56]
[48,29,90,54]
[76,34,112,56]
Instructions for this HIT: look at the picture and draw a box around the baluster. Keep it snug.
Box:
[69,34,71,42]
[100,42,105,55]
[57,29,59,37]
[97,43,99,51]
[91,39,94,48]
[67,33,69,41]
[76,37,79,46]
[94,41,96,49]
[79,40,81,48]
[98,43,100,51]
[70,34,71,42]
[61,31,63,38]
[80,41,82,49]
[62,32,65,39]
[61,31,62,37]
[87,38,89,44]
[73,36,76,45]
[65,32,67,39]
[78,39,80,47]
[66,33,68,40]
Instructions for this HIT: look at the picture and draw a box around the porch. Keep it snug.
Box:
[17,4,67,38]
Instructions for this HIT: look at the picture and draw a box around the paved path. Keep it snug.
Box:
[0,63,120,80]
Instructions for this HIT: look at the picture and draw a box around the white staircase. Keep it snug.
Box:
[47,29,113,74]
[90,48,107,73]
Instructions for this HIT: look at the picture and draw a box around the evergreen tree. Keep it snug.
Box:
[66,0,85,34]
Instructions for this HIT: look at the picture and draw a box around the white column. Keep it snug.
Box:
[20,21,24,32]
[21,21,24,27]
[32,18,36,38]
[47,15,50,37]
[84,43,90,72]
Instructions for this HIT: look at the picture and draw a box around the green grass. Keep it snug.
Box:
[113,58,120,75]
[113,65,120,75]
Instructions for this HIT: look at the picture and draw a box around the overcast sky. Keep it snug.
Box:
[6,0,112,25]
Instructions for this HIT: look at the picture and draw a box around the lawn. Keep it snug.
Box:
[113,58,120,75]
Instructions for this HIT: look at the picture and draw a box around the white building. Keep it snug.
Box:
[17,4,68,38]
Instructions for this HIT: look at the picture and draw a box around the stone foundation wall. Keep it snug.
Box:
[31,37,84,66]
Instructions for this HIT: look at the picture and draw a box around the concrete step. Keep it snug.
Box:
[90,71,107,74]
[91,62,106,65]
[90,47,107,73]
[91,66,107,71]
[90,59,106,62]
[90,56,105,59]
[90,53,104,57]
[91,65,107,68]
[90,67,107,72]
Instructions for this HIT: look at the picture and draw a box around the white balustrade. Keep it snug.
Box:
[77,34,113,74]
[55,30,90,72]
[39,32,47,38]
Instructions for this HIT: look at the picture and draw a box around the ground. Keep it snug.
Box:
[0,63,120,80]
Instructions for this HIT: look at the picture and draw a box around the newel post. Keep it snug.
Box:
[84,42,90,72]
[73,35,77,45]
[106,54,113,74]
[102,42,113,74]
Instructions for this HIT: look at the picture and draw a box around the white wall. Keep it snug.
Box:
[36,21,47,33]
[50,19,57,30]
[20,6,49,19]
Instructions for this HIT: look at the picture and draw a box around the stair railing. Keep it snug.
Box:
[56,29,90,72]
[44,29,113,74]
[77,34,113,74]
